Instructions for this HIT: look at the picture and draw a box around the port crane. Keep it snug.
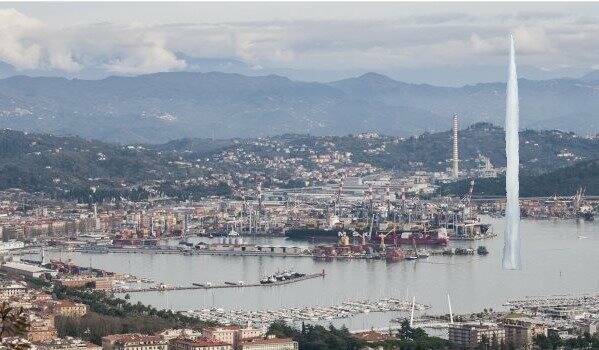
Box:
[367,213,376,245]
[378,224,397,250]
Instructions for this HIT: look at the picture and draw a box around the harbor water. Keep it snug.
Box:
[42,217,599,331]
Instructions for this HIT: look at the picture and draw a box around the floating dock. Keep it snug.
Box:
[113,271,325,294]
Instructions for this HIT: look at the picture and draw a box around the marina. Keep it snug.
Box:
[34,216,599,331]
[184,297,429,328]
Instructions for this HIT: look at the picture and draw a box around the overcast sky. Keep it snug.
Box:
[3,2,599,85]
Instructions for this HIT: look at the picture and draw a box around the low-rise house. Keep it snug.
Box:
[1,336,34,350]
[102,334,168,350]
[202,326,264,349]
[36,337,102,350]
[26,313,58,342]
[52,300,88,317]
[239,337,298,350]
[353,331,392,343]
[157,329,202,341]
[0,282,27,300]
[170,337,232,350]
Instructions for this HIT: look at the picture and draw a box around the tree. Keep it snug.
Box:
[0,302,30,350]
[477,334,490,350]
[534,333,562,350]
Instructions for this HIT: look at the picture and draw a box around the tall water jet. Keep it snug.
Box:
[502,34,521,270]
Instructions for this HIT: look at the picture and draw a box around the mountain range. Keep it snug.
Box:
[0,71,598,143]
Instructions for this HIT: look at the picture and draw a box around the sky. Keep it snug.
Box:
[3,2,599,86]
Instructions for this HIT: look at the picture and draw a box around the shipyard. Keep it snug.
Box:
[1,4,599,348]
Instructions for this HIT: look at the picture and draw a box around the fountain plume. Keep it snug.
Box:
[502,34,521,270]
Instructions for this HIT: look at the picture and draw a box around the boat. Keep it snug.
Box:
[397,229,449,246]
[286,228,343,241]
[385,247,405,262]
[405,254,418,260]
[417,249,430,258]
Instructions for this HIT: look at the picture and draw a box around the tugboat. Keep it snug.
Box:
[417,249,430,258]
[385,247,405,262]
[404,252,418,260]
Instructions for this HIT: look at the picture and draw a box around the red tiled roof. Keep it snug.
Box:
[353,331,390,342]
[102,334,165,345]
[241,338,295,345]
[171,338,231,347]
[204,326,241,331]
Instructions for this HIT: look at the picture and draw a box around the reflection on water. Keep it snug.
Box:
[42,217,599,330]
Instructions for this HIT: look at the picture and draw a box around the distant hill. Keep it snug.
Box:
[0,125,597,200]
[439,158,599,197]
[0,130,229,201]
[0,72,598,143]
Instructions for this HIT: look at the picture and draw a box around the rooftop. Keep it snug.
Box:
[171,338,230,347]
[1,261,55,273]
[102,334,166,345]
[241,337,295,345]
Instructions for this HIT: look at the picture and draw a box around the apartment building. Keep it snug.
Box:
[449,323,506,349]
[502,318,548,349]
[102,334,168,350]
[170,337,232,350]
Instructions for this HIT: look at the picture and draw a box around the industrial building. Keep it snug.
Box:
[0,261,58,279]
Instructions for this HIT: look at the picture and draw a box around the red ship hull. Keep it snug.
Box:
[397,236,448,246]
[375,232,449,246]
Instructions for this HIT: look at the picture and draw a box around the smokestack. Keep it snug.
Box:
[452,114,459,179]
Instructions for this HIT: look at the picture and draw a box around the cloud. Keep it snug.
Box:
[0,8,44,70]
[513,26,555,54]
[0,8,186,74]
[2,7,599,77]
[102,31,186,74]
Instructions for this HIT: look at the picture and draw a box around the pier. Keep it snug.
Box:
[113,271,325,294]
[505,293,599,308]
[74,246,313,258]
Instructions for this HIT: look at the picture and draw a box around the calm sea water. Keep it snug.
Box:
[42,217,599,331]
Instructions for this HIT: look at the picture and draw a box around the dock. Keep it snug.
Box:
[74,246,313,258]
[113,271,325,294]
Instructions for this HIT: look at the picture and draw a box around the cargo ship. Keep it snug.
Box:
[371,227,449,246]
[285,228,343,241]
[396,230,449,246]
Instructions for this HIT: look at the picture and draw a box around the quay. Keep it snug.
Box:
[66,244,487,261]
[73,246,313,258]
[113,270,325,294]
[505,293,599,308]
